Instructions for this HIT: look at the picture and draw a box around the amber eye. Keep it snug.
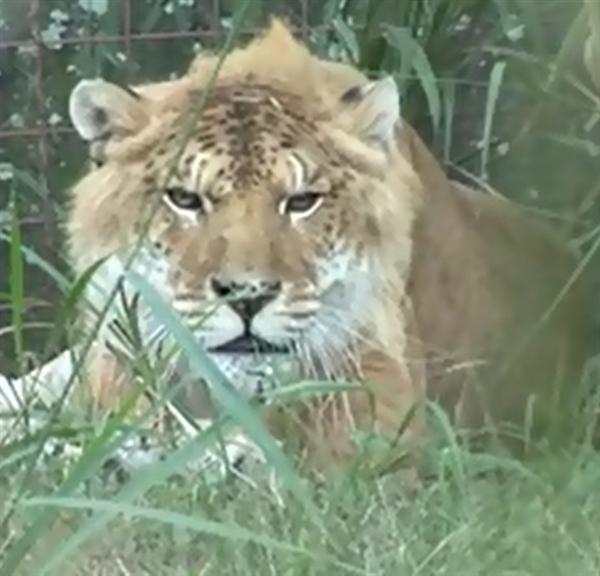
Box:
[281,192,324,218]
[164,187,205,213]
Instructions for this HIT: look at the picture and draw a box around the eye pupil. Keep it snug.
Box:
[285,192,322,214]
[165,187,204,212]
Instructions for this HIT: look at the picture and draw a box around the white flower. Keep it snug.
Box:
[77,0,109,16]
[48,113,63,126]
[9,114,25,129]
[0,163,14,182]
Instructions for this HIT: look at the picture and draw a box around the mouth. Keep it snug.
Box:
[209,334,288,355]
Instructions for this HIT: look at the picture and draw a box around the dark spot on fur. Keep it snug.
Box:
[225,108,238,120]
[196,130,216,142]
[251,144,266,159]
[224,125,238,137]
[264,111,278,125]
[199,138,217,150]
[365,215,381,242]
[214,183,226,196]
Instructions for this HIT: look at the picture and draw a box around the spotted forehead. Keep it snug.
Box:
[167,84,325,191]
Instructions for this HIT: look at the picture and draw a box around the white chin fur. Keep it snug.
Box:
[214,353,296,392]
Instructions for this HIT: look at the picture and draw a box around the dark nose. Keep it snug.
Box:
[210,278,281,324]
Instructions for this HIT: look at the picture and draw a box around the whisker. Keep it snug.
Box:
[308,323,339,381]
[300,337,319,381]
[318,302,431,362]
[308,316,358,380]
[316,305,381,352]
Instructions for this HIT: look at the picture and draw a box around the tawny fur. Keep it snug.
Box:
[66,20,594,465]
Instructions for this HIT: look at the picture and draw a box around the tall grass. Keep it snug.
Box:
[1,0,600,574]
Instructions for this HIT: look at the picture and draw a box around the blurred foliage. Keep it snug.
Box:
[1,0,600,371]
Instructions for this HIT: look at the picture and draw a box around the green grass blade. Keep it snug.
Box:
[40,257,107,358]
[0,236,71,293]
[263,380,366,405]
[480,60,506,180]
[0,445,38,473]
[442,79,456,164]
[332,17,360,64]
[382,24,441,132]
[8,192,24,363]
[426,401,467,492]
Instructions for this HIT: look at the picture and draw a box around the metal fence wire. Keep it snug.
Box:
[0,0,312,175]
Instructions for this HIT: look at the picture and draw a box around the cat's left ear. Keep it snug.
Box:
[338,76,400,148]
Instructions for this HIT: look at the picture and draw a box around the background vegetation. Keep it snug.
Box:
[1,0,600,574]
